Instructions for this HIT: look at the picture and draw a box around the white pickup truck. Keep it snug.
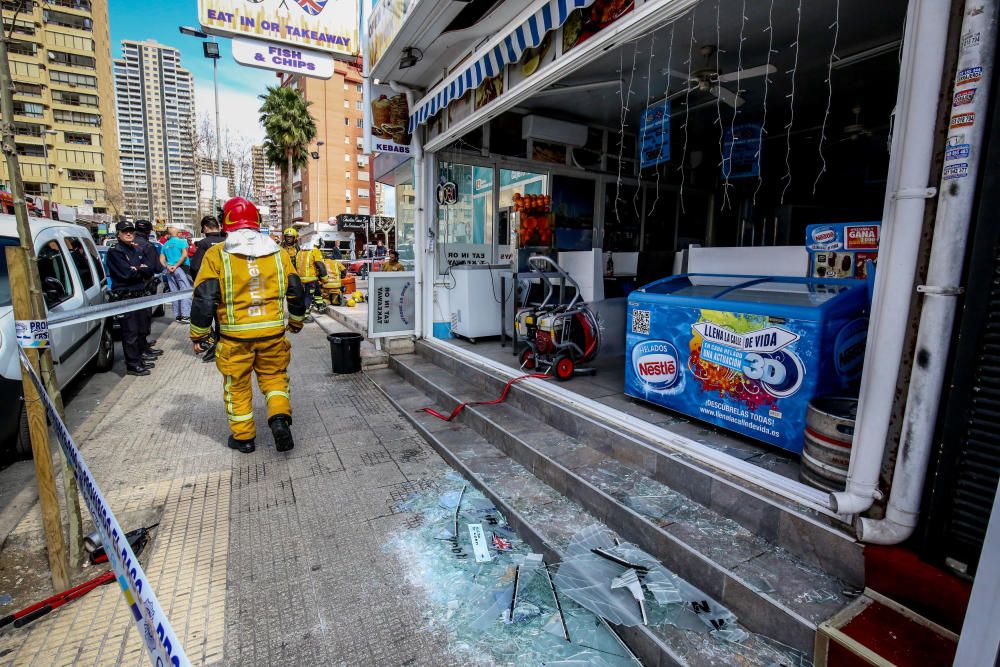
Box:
[0,216,114,462]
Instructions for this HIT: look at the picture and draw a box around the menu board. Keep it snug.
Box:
[722,124,762,179]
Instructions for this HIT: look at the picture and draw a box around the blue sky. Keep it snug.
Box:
[108,1,276,143]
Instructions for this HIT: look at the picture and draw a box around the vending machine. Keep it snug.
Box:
[624,275,869,453]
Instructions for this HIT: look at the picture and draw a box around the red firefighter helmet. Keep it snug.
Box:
[221,197,261,232]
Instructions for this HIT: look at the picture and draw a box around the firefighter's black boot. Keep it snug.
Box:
[227,435,255,454]
[269,415,294,452]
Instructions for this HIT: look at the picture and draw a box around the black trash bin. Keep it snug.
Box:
[328,332,363,374]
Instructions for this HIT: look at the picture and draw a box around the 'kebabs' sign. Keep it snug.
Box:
[198,0,360,59]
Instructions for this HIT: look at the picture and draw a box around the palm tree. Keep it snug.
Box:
[258,85,317,228]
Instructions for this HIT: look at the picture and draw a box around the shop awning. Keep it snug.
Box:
[409,0,597,132]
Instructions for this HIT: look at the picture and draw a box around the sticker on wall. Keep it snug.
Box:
[945,141,971,161]
[960,31,981,51]
[953,88,976,107]
[943,163,969,180]
[957,66,983,85]
[950,112,976,129]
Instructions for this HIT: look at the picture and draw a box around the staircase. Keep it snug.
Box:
[366,340,865,665]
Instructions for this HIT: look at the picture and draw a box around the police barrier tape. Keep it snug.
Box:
[46,290,194,330]
[17,347,189,667]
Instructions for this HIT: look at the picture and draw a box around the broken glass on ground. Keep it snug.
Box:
[384,476,638,666]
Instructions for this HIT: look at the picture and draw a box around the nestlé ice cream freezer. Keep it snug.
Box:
[624,274,869,453]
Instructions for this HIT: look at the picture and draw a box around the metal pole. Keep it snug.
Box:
[43,142,50,215]
[213,53,221,215]
[0,34,73,589]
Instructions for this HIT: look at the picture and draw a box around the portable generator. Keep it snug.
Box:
[515,255,601,381]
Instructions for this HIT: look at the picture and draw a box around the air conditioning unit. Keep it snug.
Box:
[521,115,588,148]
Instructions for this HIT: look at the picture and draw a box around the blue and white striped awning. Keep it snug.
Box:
[409,0,597,132]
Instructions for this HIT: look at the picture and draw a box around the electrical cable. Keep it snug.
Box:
[812,0,840,196]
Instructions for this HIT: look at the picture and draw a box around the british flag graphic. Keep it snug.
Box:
[295,0,328,15]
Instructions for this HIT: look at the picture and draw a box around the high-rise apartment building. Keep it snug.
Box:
[195,155,235,217]
[0,0,120,216]
[114,39,197,224]
[251,144,280,229]
[281,62,369,224]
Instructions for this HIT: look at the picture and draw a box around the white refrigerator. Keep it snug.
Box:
[449,264,510,340]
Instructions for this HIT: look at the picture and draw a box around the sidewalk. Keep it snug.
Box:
[0,321,455,666]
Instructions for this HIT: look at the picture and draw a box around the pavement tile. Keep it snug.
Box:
[0,322,454,667]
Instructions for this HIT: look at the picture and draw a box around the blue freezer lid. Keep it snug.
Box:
[631,274,866,318]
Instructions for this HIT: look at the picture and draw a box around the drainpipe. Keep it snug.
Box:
[859,0,997,543]
[830,0,952,515]
[388,81,425,338]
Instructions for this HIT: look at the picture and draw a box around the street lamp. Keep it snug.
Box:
[311,140,324,225]
[179,26,222,216]
[42,129,57,217]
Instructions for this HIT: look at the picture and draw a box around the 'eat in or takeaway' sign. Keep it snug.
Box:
[198,0,360,59]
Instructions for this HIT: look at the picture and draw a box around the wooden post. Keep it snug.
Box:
[0,27,82,580]
[5,247,69,591]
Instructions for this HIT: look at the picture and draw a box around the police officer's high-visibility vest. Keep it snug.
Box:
[192,244,302,340]
[295,247,324,283]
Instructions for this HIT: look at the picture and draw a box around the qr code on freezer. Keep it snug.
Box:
[631,309,651,335]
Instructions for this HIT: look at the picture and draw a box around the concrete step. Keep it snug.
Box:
[415,340,862,582]
[380,348,861,655]
[366,367,811,667]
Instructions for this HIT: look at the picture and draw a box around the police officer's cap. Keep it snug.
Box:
[134,219,153,234]
[117,221,136,233]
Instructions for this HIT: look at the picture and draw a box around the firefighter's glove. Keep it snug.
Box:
[192,336,212,354]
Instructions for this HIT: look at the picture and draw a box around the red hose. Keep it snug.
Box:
[420,373,550,421]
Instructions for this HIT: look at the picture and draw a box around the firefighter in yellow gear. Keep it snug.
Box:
[281,227,298,266]
[295,243,328,312]
[321,253,347,305]
[190,198,307,454]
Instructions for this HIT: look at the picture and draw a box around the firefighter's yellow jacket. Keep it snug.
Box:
[321,258,346,289]
[190,242,306,341]
[295,247,327,283]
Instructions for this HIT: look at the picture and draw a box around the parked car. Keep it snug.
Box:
[0,216,114,462]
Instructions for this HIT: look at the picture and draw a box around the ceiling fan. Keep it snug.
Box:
[663,45,775,109]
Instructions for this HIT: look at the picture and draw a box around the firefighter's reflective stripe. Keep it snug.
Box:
[190,323,212,337]
[224,374,235,419]
[228,413,255,422]
[221,251,236,325]
[220,320,287,333]
[275,252,286,322]
[296,248,323,282]
[265,390,290,402]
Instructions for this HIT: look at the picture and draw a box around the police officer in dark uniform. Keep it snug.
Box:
[107,221,157,376]
[133,220,163,359]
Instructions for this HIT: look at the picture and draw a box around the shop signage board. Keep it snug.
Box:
[197,0,360,59]
[369,271,417,338]
[369,82,412,156]
[337,214,370,232]
[231,36,334,78]
[722,124,762,179]
[367,0,419,69]
[639,100,671,169]
[805,222,881,279]
[440,243,494,268]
